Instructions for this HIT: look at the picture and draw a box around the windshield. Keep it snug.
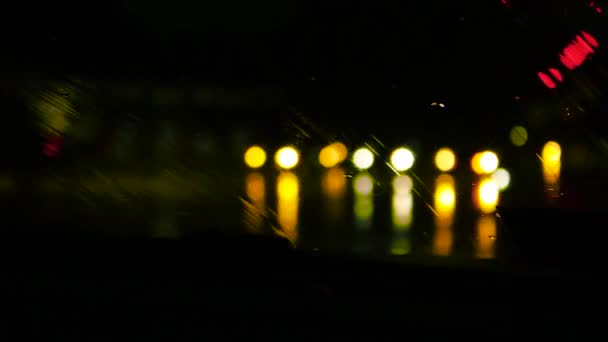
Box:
[2,0,607,265]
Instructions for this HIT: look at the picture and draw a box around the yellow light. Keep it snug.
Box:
[476,215,497,259]
[275,146,299,170]
[542,141,561,163]
[352,147,375,170]
[478,178,499,214]
[435,176,456,211]
[277,172,299,242]
[354,173,374,196]
[479,151,499,174]
[433,174,455,256]
[319,142,348,168]
[322,167,346,199]
[244,172,266,233]
[470,152,484,175]
[390,147,415,172]
[434,147,456,172]
[509,126,528,147]
[491,168,511,191]
[244,145,267,168]
[245,172,265,204]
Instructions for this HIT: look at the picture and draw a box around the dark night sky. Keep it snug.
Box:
[2,0,606,103]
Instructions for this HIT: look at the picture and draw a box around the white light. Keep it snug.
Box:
[390,148,415,172]
[352,148,375,170]
[491,168,511,191]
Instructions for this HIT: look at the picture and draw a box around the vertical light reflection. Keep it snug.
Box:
[353,173,374,230]
[476,215,497,259]
[474,177,500,214]
[541,141,562,201]
[321,167,346,224]
[277,171,299,243]
[392,175,413,231]
[244,172,266,233]
[433,174,456,256]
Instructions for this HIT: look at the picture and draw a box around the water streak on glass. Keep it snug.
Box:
[321,167,346,224]
[244,172,266,233]
[392,175,414,230]
[476,215,497,259]
[542,141,562,202]
[433,174,456,256]
[353,173,374,230]
[277,171,299,242]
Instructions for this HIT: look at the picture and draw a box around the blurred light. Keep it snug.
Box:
[275,146,299,170]
[434,174,456,211]
[245,172,265,205]
[491,168,511,191]
[479,151,499,174]
[354,173,374,196]
[433,174,455,256]
[509,126,528,147]
[470,153,484,175]
[538,71,556,89]
[244,172,266,233]
[391,234,410,255]
[322,167,346,199]
[434,147,456,172]
[393,175,413,194]
[352,147,375,170]
[476,215,497,259]
[392,175,413,230]
[548,68,563,82]
[542,141,561,163]
[353,173,374,230]
[477,178,499,214]
[390,148,415,172]
[319,142,348,168]
[582,31,599,47]
[244,145,267,168]
[277,172,299,242]
[542,141,562,191]
[439,103,445,108]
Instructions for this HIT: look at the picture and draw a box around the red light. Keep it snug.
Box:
[548,68,563,82]
[42,136,63,158]
[589,1,595,7]
[576,35,595,54]
[582,31,599,47]
[560,54,577,70]
[538,72,556,89]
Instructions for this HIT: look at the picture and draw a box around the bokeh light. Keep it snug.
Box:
[322,167,346,199]
[352,147,375,170]
[277,172,299,242]
[434,147,456,172]
[478,178,499,214]
[434,174,456,210]
[433,174,455,256]
[244,145,267,168]
[353,173,374,230]
[509,126,528,147]
[476,215,497,259]
[354,173,374,196]
[393,175,413,194]
[491,168,511,191]
[542,141,562,163]
[275,146,299,170]
[390,148,415,172]
[319,142,348,168]
[479,151,499,174]
[392,175,414,230]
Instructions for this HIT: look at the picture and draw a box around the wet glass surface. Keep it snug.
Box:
[1,0,607,271]
[3,79,607,268]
